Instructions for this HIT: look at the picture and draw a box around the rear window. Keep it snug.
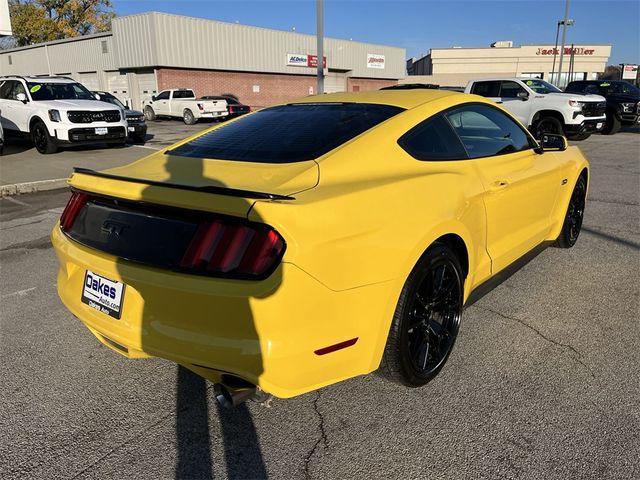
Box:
[168,103,404,163]
[471,81,501,97]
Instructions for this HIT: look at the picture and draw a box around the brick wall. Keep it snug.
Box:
[347,77,398,92]
[157,68,317,109]
[156,68,400,109]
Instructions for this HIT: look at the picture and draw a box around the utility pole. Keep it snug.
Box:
[557,0,571,87]
[551,21,561,84]
[316,0,324,95]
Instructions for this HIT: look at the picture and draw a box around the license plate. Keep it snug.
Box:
[95,127,108,135]
[596,122,603,129]
[128,126,135,132]
[81,270,125,319]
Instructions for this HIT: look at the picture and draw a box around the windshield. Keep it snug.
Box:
[522,79,561,94]
[168,103,404,163]
[99,94,126,109]
[27,82,94,101]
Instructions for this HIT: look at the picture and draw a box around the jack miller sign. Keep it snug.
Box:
[367,54,386,69]
[536,47,595,56]
[287,54,327,68]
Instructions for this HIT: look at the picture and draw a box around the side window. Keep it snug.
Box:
[0,80,15,99]
[398,114,468,161]
[445,104,533,159]
[565,82,583,93]
[156,91,170,100]
[470,81,501,97]
[500,81,526,98]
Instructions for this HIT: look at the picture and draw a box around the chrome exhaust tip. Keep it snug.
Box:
[214,376,257,408]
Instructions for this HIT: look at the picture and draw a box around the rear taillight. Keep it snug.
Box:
[197,103,204,111]
[60,192,89,231]
[180,219,285,278]
[229,106,234,114]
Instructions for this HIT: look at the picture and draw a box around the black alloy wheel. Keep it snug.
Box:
[32,121,57,154]
[555,175,587,248]
[535,116,563,139]
[381,243,464,387]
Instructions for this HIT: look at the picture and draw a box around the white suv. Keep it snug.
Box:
[0,76,128,154]
[465,78,607,141]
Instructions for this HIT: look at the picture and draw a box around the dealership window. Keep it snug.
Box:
[549,72,586,88]
[521,72,543,79]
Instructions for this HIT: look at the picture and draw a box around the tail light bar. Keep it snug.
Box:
[60,191,89,231]
[59,191,286,280]
[180,219,285,278]
[229,106,234,114]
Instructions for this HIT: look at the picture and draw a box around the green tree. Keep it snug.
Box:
[6,0,115,47]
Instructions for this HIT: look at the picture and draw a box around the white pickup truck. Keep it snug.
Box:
[464,78,607,140]
[142,89,228,125]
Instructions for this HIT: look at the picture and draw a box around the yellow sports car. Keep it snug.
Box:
[52,89,589,406]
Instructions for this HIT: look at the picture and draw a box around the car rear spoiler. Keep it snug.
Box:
[72,167,295,201]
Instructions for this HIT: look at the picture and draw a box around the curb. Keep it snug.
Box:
[1,178,68,197]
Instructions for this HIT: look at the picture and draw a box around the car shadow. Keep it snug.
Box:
[111,150,275,479]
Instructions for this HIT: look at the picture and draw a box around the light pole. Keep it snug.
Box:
[556,0,574,88]
[316,0,324,95]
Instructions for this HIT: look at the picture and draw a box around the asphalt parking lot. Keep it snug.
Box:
[1,129,639,479]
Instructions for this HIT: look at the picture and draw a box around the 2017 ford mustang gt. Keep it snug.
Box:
[52,90,589,404]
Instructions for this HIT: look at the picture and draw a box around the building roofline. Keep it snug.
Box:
[428,43,612,52]
[0,31,112,54]
[120,11,405,52]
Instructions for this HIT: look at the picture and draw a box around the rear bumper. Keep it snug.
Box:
[126,124,147,138]
[51,224,397,398]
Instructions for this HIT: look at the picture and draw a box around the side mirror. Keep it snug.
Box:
[94,93,101,100]
[517,91,529,101]
[540,134,568,151]
[16,93,27,103]
[151,95,157,102]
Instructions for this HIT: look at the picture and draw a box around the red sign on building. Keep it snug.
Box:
[307,55,327,68]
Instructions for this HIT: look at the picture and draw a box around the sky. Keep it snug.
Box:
[113,0,639,65]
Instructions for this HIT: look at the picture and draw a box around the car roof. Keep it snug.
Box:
[0,76,77,84]
[289,89,461,110]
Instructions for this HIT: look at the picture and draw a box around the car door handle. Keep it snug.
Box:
[489,180,509,192]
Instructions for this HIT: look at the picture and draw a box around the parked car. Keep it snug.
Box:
[200,95,251,119]
[52,89,589,405]
[0,109,4,155]
[465,77,607,140]
[0,76,128,154]
[142,89,228,125]
[565,80,640,134]
[93,91,147,143]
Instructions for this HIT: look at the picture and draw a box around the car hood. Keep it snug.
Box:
[35,99,121,110]
[124,109,144,117]
[546,92,606,102]
[68,150,319,217]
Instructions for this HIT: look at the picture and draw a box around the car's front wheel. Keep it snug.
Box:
[534,116,564,139]
[555,175,587,248]
[381,243,464,387]
[144,106,156,122]
[31,121,58,154]
[602,112,621,135]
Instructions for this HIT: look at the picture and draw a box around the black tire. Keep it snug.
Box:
[183,109,197,125]
[567,132,591,141]
[602,112,621,135]
[533,116,564,139]
[555,175,587,248]
[144,106,156,122]
[31,121,58,154]
[131,134,146,144]
[380,243,464,387]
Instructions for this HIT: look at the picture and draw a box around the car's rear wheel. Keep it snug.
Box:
[555,175,587,248]
[31,121,58,154]
[534,116,564,139]
[183,109,197,125]
[381,243,464,387]
[602,112,621,135]
[144,106,156,121]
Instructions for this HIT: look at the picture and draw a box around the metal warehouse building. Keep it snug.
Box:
[0,12,405,110]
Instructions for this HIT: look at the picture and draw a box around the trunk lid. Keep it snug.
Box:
[68,150,319,217]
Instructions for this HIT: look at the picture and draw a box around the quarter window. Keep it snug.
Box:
[398,114,467,161]
[445,104,533,158]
